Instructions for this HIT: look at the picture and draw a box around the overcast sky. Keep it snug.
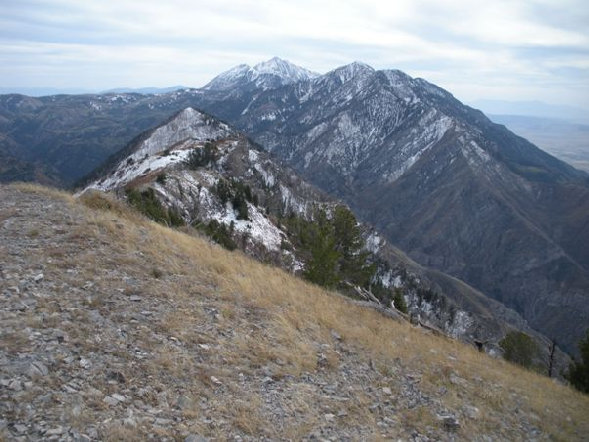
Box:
[1,0,588,108]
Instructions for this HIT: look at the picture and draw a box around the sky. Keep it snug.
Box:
[1,0,588,109]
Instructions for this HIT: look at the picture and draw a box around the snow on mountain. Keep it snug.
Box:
[329,61,374,84]
[86,107,233,191]
[202,64,251,91]
[83,105,530,352]
[252,57,318,82]
[82,106,333,269]
[191,60,589,356]
[204,57,319,91]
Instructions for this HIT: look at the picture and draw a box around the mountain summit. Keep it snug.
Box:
[203,56,319,91]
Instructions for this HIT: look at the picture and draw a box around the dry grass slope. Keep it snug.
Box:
[1,183,588,441]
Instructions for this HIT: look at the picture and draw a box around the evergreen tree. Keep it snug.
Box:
[304,232,340,288]
[214,179,232,205]
[332,205,374,287]
[232,191,249,220]
[393,288,408,314]
[567,329,589,393]
[185,142,218,169]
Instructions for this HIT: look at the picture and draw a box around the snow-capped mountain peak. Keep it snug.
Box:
[252,56,318,82]
[327,61,375,85]
[204,57,318,91]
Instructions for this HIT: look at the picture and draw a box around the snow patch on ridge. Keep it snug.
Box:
[131,108,231,162]
[365,232,382,254]
[89,148,192,191]
[462,140,491,167]
[86,107,232,191]
[210,201,283,252]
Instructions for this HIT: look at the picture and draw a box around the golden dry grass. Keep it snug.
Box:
[9,183,589,440]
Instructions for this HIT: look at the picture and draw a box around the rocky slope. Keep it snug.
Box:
[80,107,568,369]
[1,183,588,441]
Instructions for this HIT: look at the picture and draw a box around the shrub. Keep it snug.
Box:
[125,187,184,227]
[168,208,185,227]
[126,188,169,224]
[499,331,538,369]
[156,173,167,184]
[566,329,589,393]
[200,220,237,251]
[185,142,218,169]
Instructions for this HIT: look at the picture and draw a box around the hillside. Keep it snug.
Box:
[0,92,206,186]
[80,106,558,362]
[1,183,588,441]
[1,58,588,355]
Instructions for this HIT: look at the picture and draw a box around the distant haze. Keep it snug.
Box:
[470,100,589,124]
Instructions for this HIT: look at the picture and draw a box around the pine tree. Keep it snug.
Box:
[393,288,408,314]
[232,191,249,220]
[304,232,340,288]
[567,329,589,393]
[332,205,374,287]
[185,142,218,169]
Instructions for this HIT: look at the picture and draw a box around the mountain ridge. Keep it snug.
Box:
[185,60,589,354]
[1,59,587,354]
[203,57,319,91]
[81,106,565,365]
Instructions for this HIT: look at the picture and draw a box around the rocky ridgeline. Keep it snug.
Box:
[2,185,586,441]
[80,106,559,364]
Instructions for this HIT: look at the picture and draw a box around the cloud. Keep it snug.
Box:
[0,0,587,107]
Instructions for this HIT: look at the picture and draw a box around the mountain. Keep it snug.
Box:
[203,57,319,91]
[0,87,95,96]
[2,183,588,440]
[81,107,565,364]
[0,91,206,186]
[0,58,315,187]
[186,62,589,355]
[1,59,588,354]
